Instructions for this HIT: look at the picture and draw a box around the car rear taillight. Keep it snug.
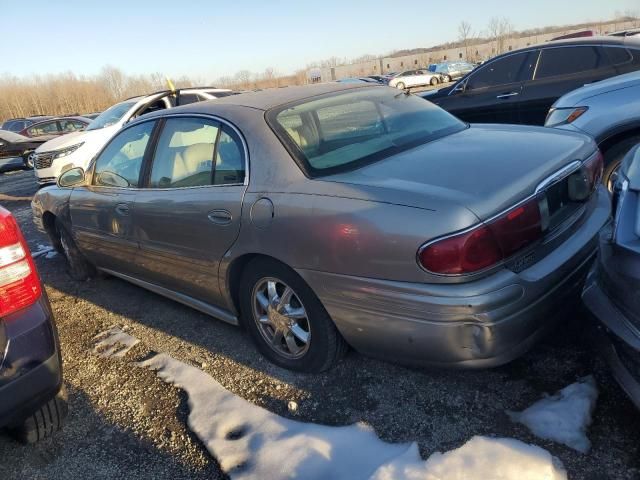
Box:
[569,150,603,201]
[419,196,543,275]
[0,208,41,317]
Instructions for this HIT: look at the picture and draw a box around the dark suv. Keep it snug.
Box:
[1,116,53,133]
[422,37,640,125]
[0,207,66,442]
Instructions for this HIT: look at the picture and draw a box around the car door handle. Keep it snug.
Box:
[115,203,130,216]
[496,92,519,99]
[207,210,232,225]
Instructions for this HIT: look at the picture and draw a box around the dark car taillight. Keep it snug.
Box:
[0,208,41,317]
[419,196,543,275]
[569,150,604,201]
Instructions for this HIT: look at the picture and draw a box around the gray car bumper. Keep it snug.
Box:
[298,186,610,368]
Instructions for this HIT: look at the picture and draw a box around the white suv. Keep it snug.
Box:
[33,88,232,184]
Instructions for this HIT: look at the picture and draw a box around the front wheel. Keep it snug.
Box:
[443,75,451,83]
[430,77,439,86]
[239,258,347,372]
[396,82,406,90]
[56,220,95,280]
[23,152,35,170]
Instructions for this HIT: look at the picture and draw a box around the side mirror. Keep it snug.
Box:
[58,167,85,188]
[452,82,466,94]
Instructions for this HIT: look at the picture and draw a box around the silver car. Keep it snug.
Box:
[546,69,640,191]
[32,83,610,372]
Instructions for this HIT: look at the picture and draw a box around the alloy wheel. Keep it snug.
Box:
[26,152,36,169]
[252,277,311,359]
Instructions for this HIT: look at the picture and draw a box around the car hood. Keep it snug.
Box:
[554,70,640,108]
[35,126,116,153]
[16,134,57,144]
[324,124,596,220]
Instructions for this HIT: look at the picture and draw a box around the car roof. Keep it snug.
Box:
[519,35,639,52]
[175,83,380,112]
[28,116,92,126]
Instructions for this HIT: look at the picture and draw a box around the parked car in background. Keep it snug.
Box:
[336,78,380,84]
[33,83,609,373]
[366,75,385,83]
[82,112,102,120]
[18,116,91,138]
[0,130,55,171]
[33,87,231,185]
[388,69,441,89]
[551,30,595,41]
[422,37,640,125]
[608,28,640,38]
[583,145,640,409]
[1,116,53,133]
[546,69,640,191]
[0,207,67,442]
[429,62,476,82]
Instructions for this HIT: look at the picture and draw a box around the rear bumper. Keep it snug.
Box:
[298,185,610,368]
[0,295,63,427]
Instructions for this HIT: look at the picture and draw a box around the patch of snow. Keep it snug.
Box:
[138,352,568,480]
[92,327,140,358]
[31,245,54,258]
[370,437,567,480]
[507,376,598,453]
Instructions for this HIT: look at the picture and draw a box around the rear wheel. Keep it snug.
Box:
[239,258,347,372]
[396,82,406,90]
[430,77,439,86]
[443,74,451,83]
[603,135,640,192]
[56,220,95,280]
[10,386,68,444]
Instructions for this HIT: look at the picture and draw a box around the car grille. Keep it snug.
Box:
[34,152,54,169]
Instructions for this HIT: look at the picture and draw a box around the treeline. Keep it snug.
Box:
[0,66,197,123]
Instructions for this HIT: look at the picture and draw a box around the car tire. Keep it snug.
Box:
[603,135,640,192]
[10,386,68,444]
[239,257,348,372]
[396,82,406,90]
[443,75,451,83]
[56,220,95,280]
[430,77,439,86]
[23,152,35,170]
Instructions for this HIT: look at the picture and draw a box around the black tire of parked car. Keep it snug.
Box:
[56,219,95,280]
[22,152,34,170]
[10,386,68,444]
[603,135,640,192]
[396,82,406,90]
[430,77,439,86]
[239,257,348,372]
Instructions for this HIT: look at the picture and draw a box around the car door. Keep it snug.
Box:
[69,120,155,274]
[432,50,535,123]
[130,115,247,307]
[517,45,617,125]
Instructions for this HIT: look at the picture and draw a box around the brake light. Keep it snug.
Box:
[0,208,41,317]
[419,196,543,275]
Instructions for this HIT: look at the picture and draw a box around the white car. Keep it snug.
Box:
[388,70,441,90]
[33,87,233,184]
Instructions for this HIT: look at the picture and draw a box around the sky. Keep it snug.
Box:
[1,0,638,82]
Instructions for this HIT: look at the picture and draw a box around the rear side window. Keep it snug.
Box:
[26,121,59,136]
[536,46,603,79]
[467,52,530,89]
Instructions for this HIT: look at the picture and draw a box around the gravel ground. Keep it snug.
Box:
[0,169,639,480]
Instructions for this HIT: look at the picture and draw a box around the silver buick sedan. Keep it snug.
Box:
[32,83,610,372]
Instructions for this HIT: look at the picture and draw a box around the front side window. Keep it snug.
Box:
[270,87,466,176]
[93,121,154,188]
[87,100,136,131]
[466,52,530,89]
[536,46,603,79]
[59,119,87,132]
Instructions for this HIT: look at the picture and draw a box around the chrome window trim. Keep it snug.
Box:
[89,113,250,192]
[416,157,588,277]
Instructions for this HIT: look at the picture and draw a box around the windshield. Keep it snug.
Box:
[86,100,137,130]
[269,87,466,176]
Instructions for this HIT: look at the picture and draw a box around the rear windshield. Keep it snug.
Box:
[269,87,465,176]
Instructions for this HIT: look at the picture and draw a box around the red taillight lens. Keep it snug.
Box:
[419,197,543,275]
[0,208,41,317]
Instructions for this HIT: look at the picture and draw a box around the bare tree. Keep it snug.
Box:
[458,21,473,61]
[487,17,514,55]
